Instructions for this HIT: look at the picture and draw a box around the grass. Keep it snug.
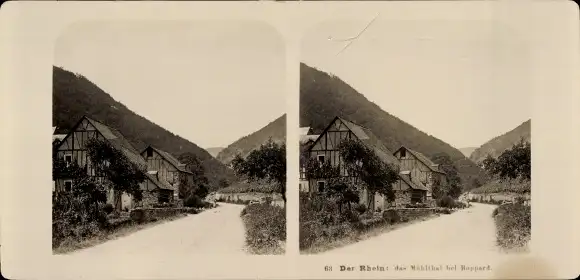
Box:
[218,179,278,194]
[298,193,454,254]
[301,212,440,254]
[492,202,531,252]
[471,178,531,194]
[240,203,286,255]
[53,210,194,255]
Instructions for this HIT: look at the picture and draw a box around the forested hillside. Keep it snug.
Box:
[52,66,237,190]
[470,119,531,164]
[299,63,488,190]
[459,147,477,158]
[206,147,224,158]
[216,115,286,164]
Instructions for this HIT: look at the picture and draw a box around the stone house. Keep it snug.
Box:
[393,146,447,200]
[303,116,433,211]
[53,116,175,211]
[140,145,194,202]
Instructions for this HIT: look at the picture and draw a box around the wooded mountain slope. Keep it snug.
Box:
[216,115,286,164]
[470,119,531,164]
[459,147,478,158]
[206,147,224,158]
[300,63,488,190]
[52,66,237,190]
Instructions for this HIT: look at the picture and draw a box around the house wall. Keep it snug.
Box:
[308,118,356,177]
[307,118,361,195]
[55,118,107,176]
[54,118,164,210]
[394,148,446,198]
[142,149,180,186]
[372,181,426,210]
[299,180,309,192]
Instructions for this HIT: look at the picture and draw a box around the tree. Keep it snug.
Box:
[337,139,399,207]
[304,158,359,213]
[85,138,146,202]
[178,152,210,199]
[431,152,462,199]
[218,178,229,189]
[232,139,286,206]
[485,139,531,181]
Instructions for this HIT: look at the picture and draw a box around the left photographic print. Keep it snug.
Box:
[51,20,287,256]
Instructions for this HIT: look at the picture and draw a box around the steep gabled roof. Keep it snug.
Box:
[300,134,319,144]
[299,127,312,136]
[58,116,173,191]
[337,117,400,167]
[143,145,193,175]
[395,146,446,174]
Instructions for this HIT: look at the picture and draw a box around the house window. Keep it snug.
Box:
[317,181,325,192]
[64,154,72,165]
[146,148,153,157]
[64,180,72,192]
[317,155,325,163]
[400,149,406,158]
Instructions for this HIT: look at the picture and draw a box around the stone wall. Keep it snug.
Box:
[135,191,158,208]
[467,192,530,204]
[130,207,199,223]
[396,208,437,221]
[393,190,412,207]
[214,192,284,207]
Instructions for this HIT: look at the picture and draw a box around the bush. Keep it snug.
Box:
[492,207,499,217]
[241,203,286,254]
[436,208,452,215]
[52,192,109,248]
[299,193,359,250]
[454,201,467,209]
[382,209,401,224]
[436,195,455,208]
[493,203,531,250]
[103,204,114,214]
[183,195,211,208]
[354,203,367,214]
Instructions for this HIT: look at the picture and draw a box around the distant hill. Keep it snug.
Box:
[459,147,478,158]
[470,119,531,164]
[216,115,286,164]
[52,66,237,190]
[206,147,224,158]
[300,63,488,190]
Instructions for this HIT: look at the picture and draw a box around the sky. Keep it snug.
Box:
[301,19,532,149]
[55,20,286,149]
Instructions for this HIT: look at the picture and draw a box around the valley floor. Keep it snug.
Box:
[321,203,519,259]
[63,203,247,257]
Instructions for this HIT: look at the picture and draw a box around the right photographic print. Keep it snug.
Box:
[298,18,531,256]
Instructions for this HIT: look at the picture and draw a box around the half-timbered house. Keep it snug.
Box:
[53,116,175,211]
[140,146,194,200]
[299,126,318,192]
[393,146,447,200]
[305,116,429,211]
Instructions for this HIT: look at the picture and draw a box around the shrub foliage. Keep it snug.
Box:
[481,139,531,181]
[241,203,286,255]
[493,201,531,250]
[52,138,147,248]
[231,139,286,205]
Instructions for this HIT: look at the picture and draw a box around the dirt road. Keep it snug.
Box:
[324,203,506,258]
[69,203,247,256]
